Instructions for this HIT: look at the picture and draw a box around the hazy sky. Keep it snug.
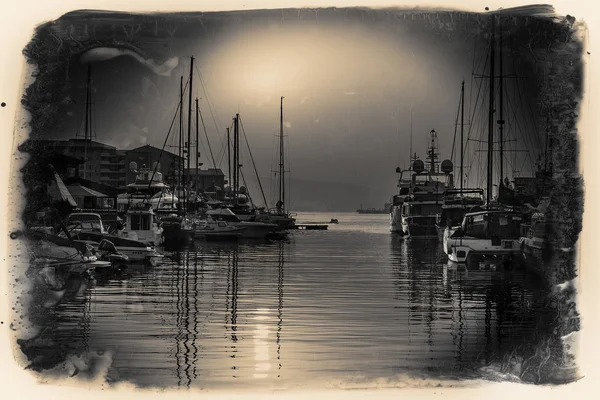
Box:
[28,8,553,209]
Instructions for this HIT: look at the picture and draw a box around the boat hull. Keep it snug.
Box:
[389,206,403,234]
[69,232,160,262]
[446,237,525,271]
[236,222,278,239]
[401,216,439,239]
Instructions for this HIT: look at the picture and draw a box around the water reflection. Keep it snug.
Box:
[20,216,554,388]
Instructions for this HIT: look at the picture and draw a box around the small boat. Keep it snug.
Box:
[194,218,247,241]
[63,212,161,263]
[120,202,164,246]
[204,208,279,239]
[159,213,196,244]
[264,97,297,228]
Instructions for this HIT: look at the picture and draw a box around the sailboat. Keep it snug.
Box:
[161,59,198,243]
[444,13,527,271]
[258,97,296,228]
[436,81,485,239]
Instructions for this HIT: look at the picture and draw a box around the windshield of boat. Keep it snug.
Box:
[130,214,152,230]
[463,212,523,239]
[66,215,104,232]
[440,209,469,226]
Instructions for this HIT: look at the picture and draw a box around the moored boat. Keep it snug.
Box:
[62,212,161,263]
[119,202,164,246]
[396,130,455,239]
[436,188,485,239]
[193,218,247,241]
[444,207,527,271]
[204,208,279,239]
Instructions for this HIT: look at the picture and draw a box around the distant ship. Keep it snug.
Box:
[357,203,391,214]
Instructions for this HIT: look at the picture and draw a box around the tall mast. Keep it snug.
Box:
[460,80,465,192]
[227,127,232,195]
[498,17,505,185]
[185,56,194,212]
[487,14,496,205]
[83,65,91,180]
[234,114,240,200]
[179,76,183,210]
[195,97,199,193]
[279,96,285,211]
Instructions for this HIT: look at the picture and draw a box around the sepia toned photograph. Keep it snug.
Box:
[2,0,589,393]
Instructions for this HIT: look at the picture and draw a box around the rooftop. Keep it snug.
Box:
[125,144,182,159]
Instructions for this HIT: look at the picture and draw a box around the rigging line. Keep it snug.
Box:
[516,80,541,172]
[239,117,270,209]
[198,102,217,171]
[450,87,462,162]
[464,46,489,148]
[238,168,255,208]
[148,79,189,194]
[194,64,225,147]
[217,120,235,169]
[197,68,225,133]
[505,86,535,174]
[214,119,234,168]
[510,52,539,173]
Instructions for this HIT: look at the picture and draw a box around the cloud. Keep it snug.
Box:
[300,96,310,104]
[344,91,356,96]
[314,119,320,124]
[79,47,179,76]
[284,121,292,128]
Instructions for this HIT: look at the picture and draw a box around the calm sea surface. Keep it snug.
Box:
[22,212,553,389]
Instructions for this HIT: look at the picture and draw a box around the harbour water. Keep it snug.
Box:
[20,213,554,389]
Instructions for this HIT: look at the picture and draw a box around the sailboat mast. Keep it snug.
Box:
[83,65,91,180]
[195,97,199,193]
[487,14,496,205]
[179,76,183,210]
[185,56,194,212]
[234,114,240,199]
[460,80,465,192]
[498,17,505,185]
[279,96,285,211]
[227,127,232,195]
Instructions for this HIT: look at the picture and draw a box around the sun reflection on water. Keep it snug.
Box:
[253,309,272,379]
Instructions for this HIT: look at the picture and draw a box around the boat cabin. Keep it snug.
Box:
[65,212,107,233]
[460,210,524,240]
